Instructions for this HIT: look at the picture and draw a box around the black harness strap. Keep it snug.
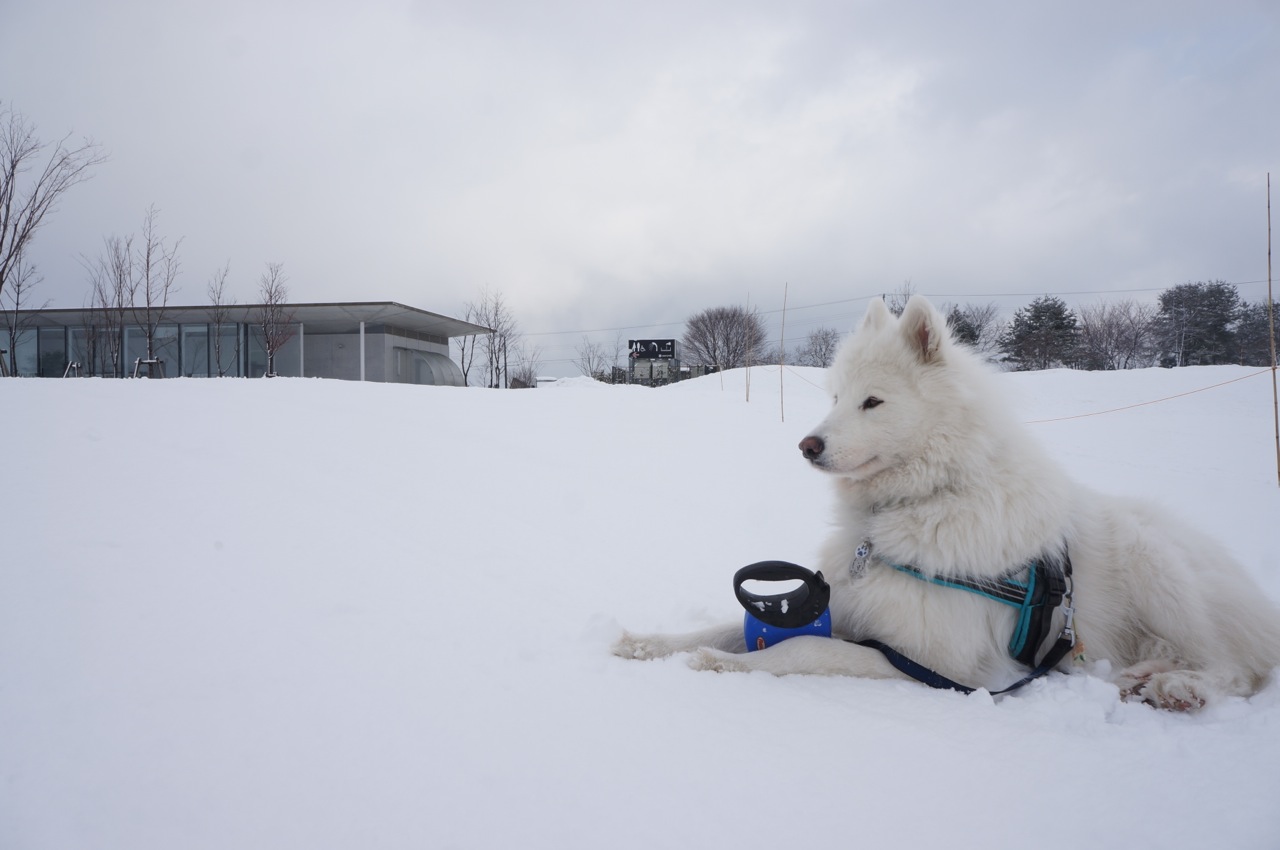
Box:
[853,635,1075,696]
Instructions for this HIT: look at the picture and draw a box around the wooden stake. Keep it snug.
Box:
[1268,172,1279,487]
[745,291,751,403]
[779,282,789,423]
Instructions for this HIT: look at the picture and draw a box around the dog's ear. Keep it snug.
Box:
[861,297,892,331]
[899,296,943,363]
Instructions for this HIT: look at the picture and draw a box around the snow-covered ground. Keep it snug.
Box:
[3,364,1279,849]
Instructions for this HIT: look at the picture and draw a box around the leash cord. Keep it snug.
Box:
[852,636,1075,697]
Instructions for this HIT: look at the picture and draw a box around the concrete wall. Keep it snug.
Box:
[303,328,454,383]
[381,334,460,385]
[303,333,363,381]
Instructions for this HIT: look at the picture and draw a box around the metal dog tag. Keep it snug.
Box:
[850,540,873,579]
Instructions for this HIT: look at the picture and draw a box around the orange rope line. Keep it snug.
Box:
[762,364,1274,425]
[1024,368,1273,424]
[779,364,828,392]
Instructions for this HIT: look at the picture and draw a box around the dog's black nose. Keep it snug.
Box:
[799,435,825,460]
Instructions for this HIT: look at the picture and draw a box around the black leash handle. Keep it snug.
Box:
[733,561,831,629]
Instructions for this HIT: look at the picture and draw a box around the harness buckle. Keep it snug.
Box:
[1061,603,1076,644]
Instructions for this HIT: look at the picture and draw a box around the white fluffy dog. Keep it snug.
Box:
[614,295,1280,710]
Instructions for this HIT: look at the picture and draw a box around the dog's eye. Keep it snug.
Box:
[860,396,883,410]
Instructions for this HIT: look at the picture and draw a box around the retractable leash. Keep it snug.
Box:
[731,558,1076,696]
[734,561,832,650]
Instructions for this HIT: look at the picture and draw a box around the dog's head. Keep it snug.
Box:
[799,295,962,484]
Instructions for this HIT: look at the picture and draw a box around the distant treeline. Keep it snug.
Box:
[753,281,1276,373]
[973,281,1277,371]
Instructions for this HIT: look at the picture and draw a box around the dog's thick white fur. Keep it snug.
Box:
[614,296,1280,710]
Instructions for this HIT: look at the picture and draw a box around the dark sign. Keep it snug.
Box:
[629,339,677,360]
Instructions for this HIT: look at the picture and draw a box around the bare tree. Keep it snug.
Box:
[452,301,483,386]
[795,326,842,367]
[1,256,48,375]
[758,342,792,366]
[575,336,610,379]
[603,333,630,383]
[74,295,102,377]
[129,205,181,375]
[257,262,295,377]
[510,342,543,388]
[883,281,916,316]
[1111,300,1156,369]
[208,261,239,376]
[0,102,106,304]
[681,305,767,370]
[84,234,132,377]
[1077,300,1158,370]
[468,288,520,388]
[78,208,182,377]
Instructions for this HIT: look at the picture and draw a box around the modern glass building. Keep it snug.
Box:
[1,301,490,386]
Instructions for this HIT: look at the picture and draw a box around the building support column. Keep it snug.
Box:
[298,322,305,378]
[359,321,366,381]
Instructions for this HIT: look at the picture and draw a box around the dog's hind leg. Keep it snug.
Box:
[1116,662,1261,710]
[613,623,747,660]
[687,635,911,681]
[1120,668,1209,711]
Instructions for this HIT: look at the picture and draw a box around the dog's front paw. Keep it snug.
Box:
[687,648,750,673]
[612,631,676,661]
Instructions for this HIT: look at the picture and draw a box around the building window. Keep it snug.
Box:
[11,329,36,376]
[70,326,112,377]
[37,327,68,377]
[214,325,241,377]
[123,325,179,376]
[248,324,301,377]
[181,324,210,377]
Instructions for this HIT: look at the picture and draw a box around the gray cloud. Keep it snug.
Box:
[4,1,1277,372]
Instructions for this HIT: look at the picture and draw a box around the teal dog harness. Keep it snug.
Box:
[849,540,1078,695]
[887,557,1068,668]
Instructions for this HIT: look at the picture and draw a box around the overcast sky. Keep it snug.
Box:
[3,1,1277,373]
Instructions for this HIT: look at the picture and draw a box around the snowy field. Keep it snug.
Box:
[3,364,1280,849]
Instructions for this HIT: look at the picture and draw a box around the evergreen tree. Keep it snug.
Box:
[942,301,1003,361]
[1234,300,1279,366]
[945,304,980,346]
[998,295,1079,371]
[1155,281,1240,367]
